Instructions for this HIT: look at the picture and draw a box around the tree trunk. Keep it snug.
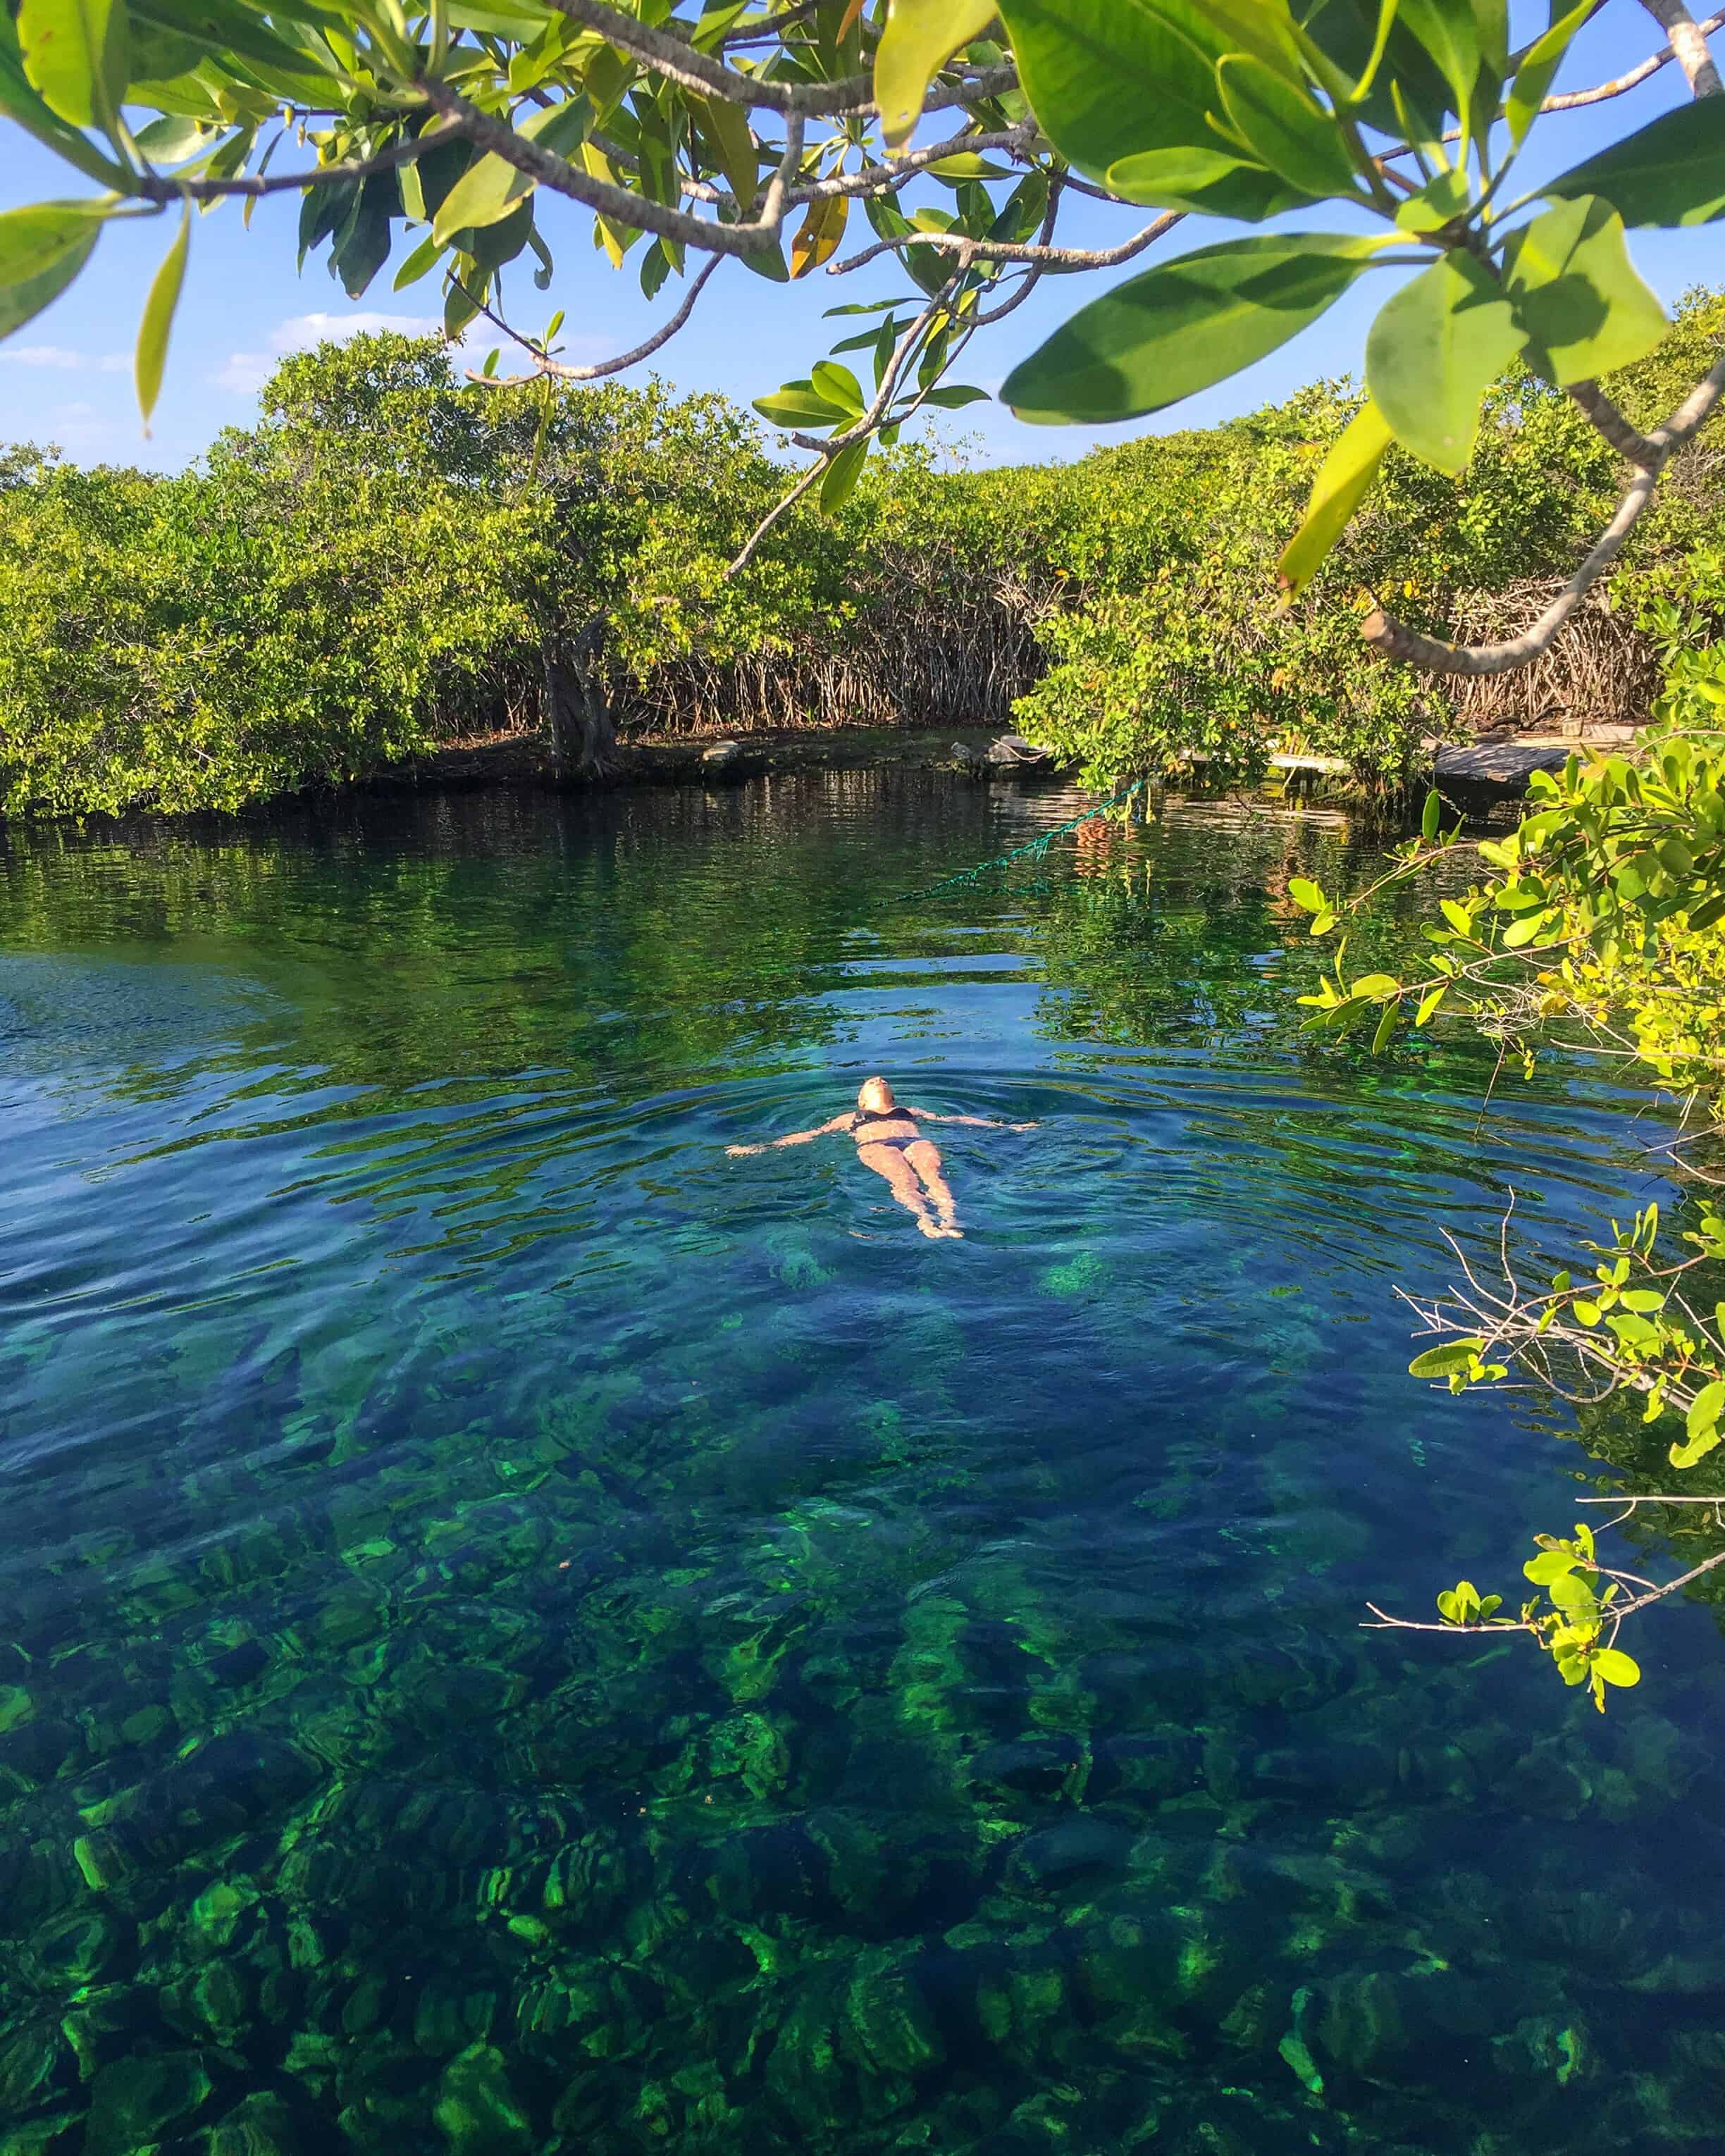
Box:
[544,623,617,782]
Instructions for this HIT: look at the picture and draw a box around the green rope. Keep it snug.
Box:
[904,779,1148,901]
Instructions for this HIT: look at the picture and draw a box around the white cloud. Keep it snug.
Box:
[0,344,128,373]
[214,310,445,395]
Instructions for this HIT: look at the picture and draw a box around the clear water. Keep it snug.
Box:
[1,775,1721,2156]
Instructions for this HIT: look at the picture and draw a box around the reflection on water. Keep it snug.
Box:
[0,774,1719,2156]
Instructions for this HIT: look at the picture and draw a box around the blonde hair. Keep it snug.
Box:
[857,1075,895,1114]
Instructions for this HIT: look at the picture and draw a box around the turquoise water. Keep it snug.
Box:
[1,775,1721,2156]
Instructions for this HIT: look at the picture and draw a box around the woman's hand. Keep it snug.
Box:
[727,1144,762,1158]
[1012,1121,1039,1132]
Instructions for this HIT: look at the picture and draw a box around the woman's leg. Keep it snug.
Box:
[857,1143,942,1236]
[904,1139,961,1237]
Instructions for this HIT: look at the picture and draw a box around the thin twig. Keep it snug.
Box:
[468,256,724,386]
[831,209,1182,277]
[133,120,468,204]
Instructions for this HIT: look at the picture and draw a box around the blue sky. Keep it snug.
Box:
[0,4,1717,474]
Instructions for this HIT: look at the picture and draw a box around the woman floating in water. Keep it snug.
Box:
[727,1075,1035,1240]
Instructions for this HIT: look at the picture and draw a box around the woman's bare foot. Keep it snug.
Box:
[935,1220,964,1239]
[916,1216,945,1239]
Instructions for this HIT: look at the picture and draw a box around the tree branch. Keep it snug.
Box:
[132,120,469,204]
[540,0,1015,116]
[831,209,1182,277]
[1364,356,1725,674]
[466,255,725,386]
[1638,0,1725,97]
[417,76,804,258]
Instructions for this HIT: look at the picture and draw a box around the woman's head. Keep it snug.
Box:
[858,1075,896,1115]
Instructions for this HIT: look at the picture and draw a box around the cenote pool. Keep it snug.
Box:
[2,774,1722,2156]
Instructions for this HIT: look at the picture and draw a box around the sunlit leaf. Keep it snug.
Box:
[1003,232,1383,426]
[1366,252,1522,475]
[1590,1647,1640,1687]
[1501,196,1667,387]
[1545,96,1725,228]
[874,0,995,152]
[1409,1338,1485,1377]
[135,194,188,431]
[1277,395,1392,598]
[790,194,848,279]
[820,436,868,514]
[0,198,105,341]
[996,0,1299,220]
[1506,0,1595,149]
[1216,51,1360,201]
[16,0,123,131]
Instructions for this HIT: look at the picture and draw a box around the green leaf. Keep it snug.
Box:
[1544,96,1725,228]
[392,231,444,292]
[0,8,128,184]
[810,359,865,418]
[16,0,123,131]
[875,0,995,151]
[1216,52,1361,201]
[1287,876,1326,912]
[135,196,188,432]
[433,151,533,246]
[1572,1299,1601,1326]
[133,113,213,165]
[1409,1337,1485,1377]
[752,381,846,428]
[820,437,868,515]
[0,199,105,341]
[1002,232,1383,426]
[740,235,790,283]
[1506,0,1595,149]
[0,223,99,342]
[1395,0,1485,125]
[1590,1647,1640,1688]
[1365,252,1523,475]
[1394,166,1471,235]
[996,0,1301,221]
[1105,146,1284,217]
[1546,1569,1597,1611]
[1501,196,1667,387]
[918,384,990,409]
[1371,998,1397,1055]
[1415,982,1447,1026]
[1421,789,1442,842]
[1276,395,1392,599]
[1523,1549,1578,1585]
[689,90,758,211]
[1684,1378,1725,1445]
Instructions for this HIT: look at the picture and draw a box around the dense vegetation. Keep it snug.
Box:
[2,290,1722,822]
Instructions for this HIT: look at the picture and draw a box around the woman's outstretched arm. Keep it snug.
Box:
[728,1114,854,1158]
[908,1109,1038,1131]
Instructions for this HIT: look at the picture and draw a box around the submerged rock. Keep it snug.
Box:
[433,2043,534,2156]
[82,2051,213,2156]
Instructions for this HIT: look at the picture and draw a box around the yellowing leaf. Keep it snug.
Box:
[1277,397,1392,600]
[582,141,638,266]
[874,0,996,153]
[791,193,849,278]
